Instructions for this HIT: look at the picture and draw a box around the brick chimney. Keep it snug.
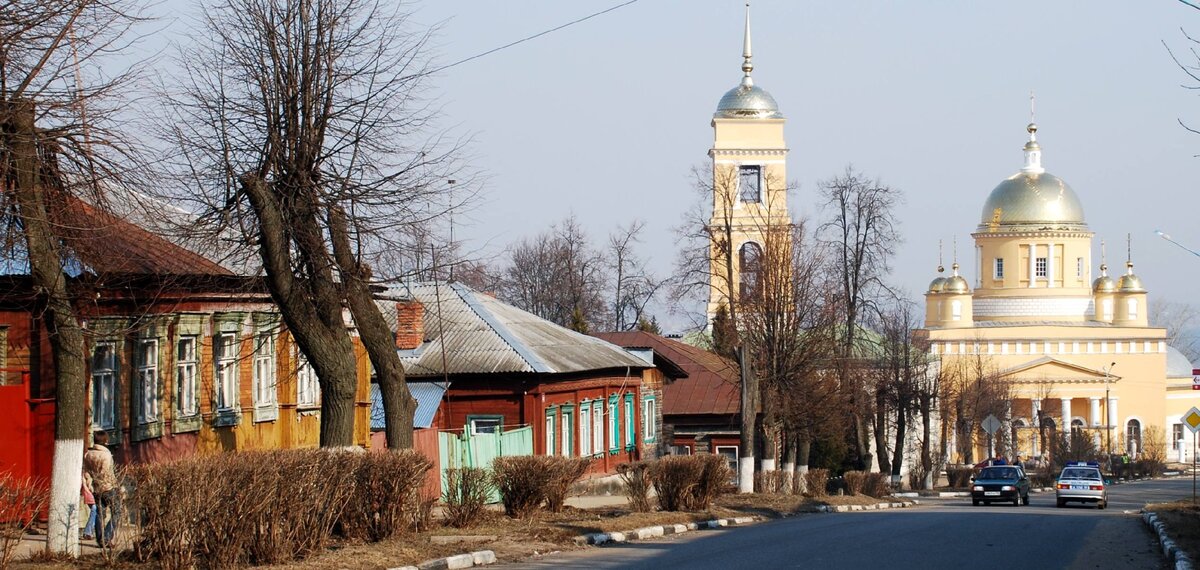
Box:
[394,300,425,350]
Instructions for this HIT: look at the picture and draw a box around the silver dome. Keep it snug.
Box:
[1166,345,1195,378]
[978,172,1087,231]
[715,83,783,119]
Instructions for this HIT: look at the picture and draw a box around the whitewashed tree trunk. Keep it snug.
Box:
[46,439,84,555]
[738,457,755,493]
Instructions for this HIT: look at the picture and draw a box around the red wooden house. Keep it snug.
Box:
[376,283,657,475]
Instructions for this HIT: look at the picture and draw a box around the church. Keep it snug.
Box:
[921,119,1200,463]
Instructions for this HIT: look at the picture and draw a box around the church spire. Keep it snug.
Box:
[1022,92,1045,175]
[740,3,754,86]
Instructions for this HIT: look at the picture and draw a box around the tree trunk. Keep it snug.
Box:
[781,433,797,493]
[760,420,778,493]
[737,345,756,493]
[891,404,907,480]
[796,436,811,493]
[920,394,934,489]
[240,174,359,447]
[874,396,890,475]
[329,207,416,449]
[7,99,87,555]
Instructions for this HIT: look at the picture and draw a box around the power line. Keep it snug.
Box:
[430,0,641,74]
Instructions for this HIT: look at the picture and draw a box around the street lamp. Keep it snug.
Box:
[1156,230,1200,258]
[1104,362,1116,455]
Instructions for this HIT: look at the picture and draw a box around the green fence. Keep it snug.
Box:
[439,426,534,502]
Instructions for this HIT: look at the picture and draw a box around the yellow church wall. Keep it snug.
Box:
[973,232,1093,294]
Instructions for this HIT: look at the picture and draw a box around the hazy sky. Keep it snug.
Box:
[157,1,1200,332]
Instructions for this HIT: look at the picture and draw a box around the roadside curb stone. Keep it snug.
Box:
[1143,510,1195,570]
[402,550,497,570]
[577,516,758,546]
[817,500,916,513]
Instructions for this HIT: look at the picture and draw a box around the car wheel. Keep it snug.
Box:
[1098,500,1106,510]
[1022,493,1030,506]
[1056,498,1066,508]
[1013,496,1020,506]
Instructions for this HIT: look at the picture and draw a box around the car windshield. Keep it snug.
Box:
[978,467,1019,480]
[1061,468,1101,481]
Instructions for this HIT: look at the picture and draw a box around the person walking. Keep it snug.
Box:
[83,430,119,548]
[80,472,96,541]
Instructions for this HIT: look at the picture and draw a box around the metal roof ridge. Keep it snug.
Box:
[449,282,552,373]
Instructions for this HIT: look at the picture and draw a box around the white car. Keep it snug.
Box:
[1055,462,1107,509]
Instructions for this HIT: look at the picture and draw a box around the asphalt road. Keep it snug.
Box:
[505,477,1200,570]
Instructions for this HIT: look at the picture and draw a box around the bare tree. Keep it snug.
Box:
[0,0,149,555]
[607,221,663,331]
[161,0,467,448]
[818,166,902,471]
[871,297,932,484]
[1150,299,1200,362]
[498,215,606,331]
[939,349,1010,465]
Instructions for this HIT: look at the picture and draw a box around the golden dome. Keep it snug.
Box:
[928,265,947,293]
[943,263,969,294]
[1092,264,1116,294]
[978,172,1087,231]
[1118,262,1145,292]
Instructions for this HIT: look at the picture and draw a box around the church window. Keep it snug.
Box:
[1127,298,1138,319]
[1102,299,1113,317]
[950,300,962,321]
[1076,257,1084,277]
[1126,419,1142,455]
[993,258,1004,279]
[738,165,762,202]
[1035,257,1047,278]
[739,242,763,300]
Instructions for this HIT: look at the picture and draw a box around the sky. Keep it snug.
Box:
[154,1,1200,333]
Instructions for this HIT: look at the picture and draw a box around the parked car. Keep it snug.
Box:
[971,465,1031,506]
[1056,462,1107,509]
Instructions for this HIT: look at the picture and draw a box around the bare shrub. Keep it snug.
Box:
[754,470,785,494]
[864,472,891,498]
[843,471,867,496]
[544,457,591,513]
[617,461,653,512]
[340,450,431,542]
[127,463,196,570]
[803,468,830,497]
[492,456,553,519]
[0,472,48,569]
[444,468,492,528]
[650,455,729,512]
[411,494,437,532]
[945,466,974,488]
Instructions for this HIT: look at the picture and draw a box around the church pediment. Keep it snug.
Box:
[997,356,1122,384]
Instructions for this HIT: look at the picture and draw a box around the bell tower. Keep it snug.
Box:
[706,3,791,325]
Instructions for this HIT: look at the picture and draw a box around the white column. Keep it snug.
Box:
[1028,244,1036,288]
[1060,398,1071,430]
[1047,242,1055,288]
[1089,397,1101,427]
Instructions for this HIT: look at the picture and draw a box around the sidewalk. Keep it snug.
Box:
[8,532,112,563]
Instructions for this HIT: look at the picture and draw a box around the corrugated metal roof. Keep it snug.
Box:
[370,382,446,430]
[383,282,649,377]
[594,331,741,416]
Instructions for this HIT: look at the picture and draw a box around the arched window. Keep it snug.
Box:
[739,242,763,301]
[1126,419,1142,456]
[1071,418,1085,434]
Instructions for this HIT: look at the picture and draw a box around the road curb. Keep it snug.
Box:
[816,500,917,513]
[576,516,760,546]
[388,549,497,570]
[1142,511,1195,570]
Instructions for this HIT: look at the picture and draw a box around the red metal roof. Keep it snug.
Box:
[593,331,740,416]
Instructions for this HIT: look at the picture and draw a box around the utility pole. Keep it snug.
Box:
[1104,362,1115,455]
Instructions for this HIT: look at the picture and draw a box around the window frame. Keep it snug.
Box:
[579,402,592,456]
[642,395,657,443]
[135,338,160,425]
[738,164,762,203]
[175,336,199,419]
[560,404,574,457]
[1035,257,1047,278]
[623,393,635,450]
[214,332,239,417]
[545,407,557,456]
[467,414,504,435]
[91,342,118,431]
[591,400,604,456]
[608,395,619,453]
[251,332,278,422]
[993,258,1004,279]
[295,349,320,409]
[1173,423,1184,450]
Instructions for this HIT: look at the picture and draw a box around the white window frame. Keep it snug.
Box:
[252,333,277,421]
[579,404,592,456]
[91,342,117,430]
[591,401,603,455]
[214,333,239,413]
[296,349,320,408]
[1127,298,1138,319]
[136,339,159,424]
[561,407,573,456]
[176,336,199,417]
[1035,257,1047,278]
[545,409,556,456]
[468,415,502,435]
[951,300,962,321]
[1076,257,1084,277]
[993,258,1004,279]
[608,397,619,452]
[1173,424,1184,450]
[642,397,657,443]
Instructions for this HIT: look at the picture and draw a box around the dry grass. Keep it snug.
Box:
[7,490,909,569]
[1147,500,1200,564]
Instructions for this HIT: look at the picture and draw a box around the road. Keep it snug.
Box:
[505,477,1198,570]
